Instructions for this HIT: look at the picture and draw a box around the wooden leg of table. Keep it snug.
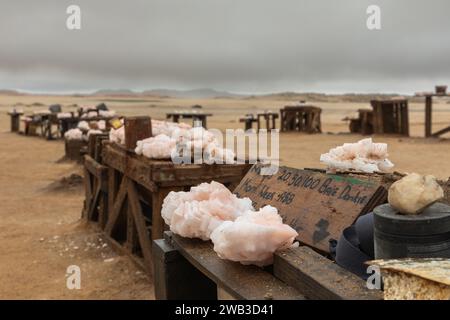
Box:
[153,239,217,300]
[425,96,432,138]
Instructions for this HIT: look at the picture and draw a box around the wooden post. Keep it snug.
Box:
[425,95,432,137]
[124,116,152,151]
[153,239,217,300]
[9,112,22,132]
[88,134,98,158]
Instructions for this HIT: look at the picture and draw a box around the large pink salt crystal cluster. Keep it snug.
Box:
[320,138,394,173]
[162,181,253,240]
[161,181,298,266]
[135,134,177,159]
[210,206,298,266]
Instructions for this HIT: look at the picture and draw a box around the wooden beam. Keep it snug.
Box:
[167,232,305,300]
[273,246,382,300]
[104,178,128,235]
[128,180,154,274]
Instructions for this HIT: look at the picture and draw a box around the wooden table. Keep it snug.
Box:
[256,112,278,131]
[280,106,322,133]
[239,114,258,130]
[166,112,213,128]
[416,93,450,137]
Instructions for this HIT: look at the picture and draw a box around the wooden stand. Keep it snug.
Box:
[83,116,251,274]
[416,93,450,137]
[166,112,213,129]
[101,142,251,273]
[370,99,409,136]
[280,106,322,133]
[257,112,278,131]
[40,113,60,140]
[348,109,374,135]
[239,114,258,131]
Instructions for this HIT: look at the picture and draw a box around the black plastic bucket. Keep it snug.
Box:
[373,202,450,259]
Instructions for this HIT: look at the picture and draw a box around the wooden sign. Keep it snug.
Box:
[233,163,386,253]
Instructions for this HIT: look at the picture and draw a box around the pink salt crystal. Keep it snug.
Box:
[210,206,298,267]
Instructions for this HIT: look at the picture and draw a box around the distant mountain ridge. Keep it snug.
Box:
[91,88,243,99]
[0,88,420,103]
[141,88,243,98]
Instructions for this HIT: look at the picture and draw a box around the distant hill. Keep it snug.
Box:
[141,88,244,99]
[255,92,414,103]
[92,89,137,96]
[0,89,22,96]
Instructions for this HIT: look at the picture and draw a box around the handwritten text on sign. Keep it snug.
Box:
[233,164,383,252]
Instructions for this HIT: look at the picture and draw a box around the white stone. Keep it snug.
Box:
[388,173,444,215]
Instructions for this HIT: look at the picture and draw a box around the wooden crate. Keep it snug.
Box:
[370,99,409,136]
[100,141,251,273]
[280,106,322,133]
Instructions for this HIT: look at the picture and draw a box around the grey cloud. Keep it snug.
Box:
[1,0,450,93]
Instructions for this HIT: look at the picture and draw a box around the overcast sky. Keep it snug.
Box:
[1,0,450,94]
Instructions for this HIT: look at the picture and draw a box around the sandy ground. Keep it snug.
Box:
[0,94,449,299]
[0,132,154,299]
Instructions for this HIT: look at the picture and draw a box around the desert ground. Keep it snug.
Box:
[0,93,449,299]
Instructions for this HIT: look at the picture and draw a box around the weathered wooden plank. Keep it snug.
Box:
[124,116,152,151]
[126,201,138,253]
[273,246,382,300]
[128,180,153,274]
[153,164,252,184]
[233,163,384,253]
[166,232,305,300]
[104,178,128,235]
[102,143,158,191]
[83,167,92,219]
[87,185,101,221]
[106,167,120,229]
[84,155,109,192]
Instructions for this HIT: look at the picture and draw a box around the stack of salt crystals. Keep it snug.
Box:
[320,138,394,173]
[135,124,235,164]
[161,181,298,266]
[65,120,106,141]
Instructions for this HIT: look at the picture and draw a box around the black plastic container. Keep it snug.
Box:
[373,202,450,259]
